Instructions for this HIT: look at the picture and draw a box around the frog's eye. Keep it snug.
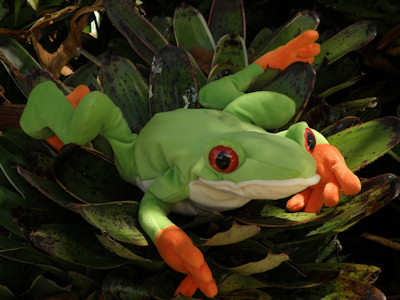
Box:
[304,128,316,153]
[209,145,239,173]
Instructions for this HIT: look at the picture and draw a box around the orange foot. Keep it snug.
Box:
[155,225,217,298]
[254,30,320,70]
[45,85,90,151]
[286,143,361,213]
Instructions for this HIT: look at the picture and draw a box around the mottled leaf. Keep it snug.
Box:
[264,62,315,113]
[99,56,150,131]
[17,167,79,210]
[208,0,245,42]
[149,45,199,113]
[54,147,142,203]
[21,274,71,299]
[30,223,125,269]
[249,27,274,60]
[328,117,400,171]
[173,4,215,52]
[313,22,377,70]
[218,273,267,294]
[208,34,247,82]
[76,201,147,246]
[203,223,260,246]
[321,116,362,136]
[64,61,100,91]
[96,234,154,263]
[104,0,168,65]
[0,37,54,97]
[228,251,289,275]
[307,174,400,236]
[254,11,320,59]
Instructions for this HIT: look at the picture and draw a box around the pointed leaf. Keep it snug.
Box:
[99,56,150,131]
[103,0,168,65]
[203,223,260,246]
[327,117,400,171]
[64,61,100,91]
[30,223,125,269]
[149,45,199,113]
[21,274,71,299]
[76,201,147,246]
[249,28,274,60]
[219,273,267,294]
[17,167,79,210]
[264,62,315,112]
[0,37,54,97]
[307,174,400,236]
[173,4,216,52]
[321,117,362,136]
[254,11,320,59]
[54,147,142,203]
[208,0,245,42]
[228,251,289,275]
[313,22,377,70]
[96,234,155,264]
[208,34,247,82]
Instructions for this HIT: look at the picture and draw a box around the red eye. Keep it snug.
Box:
[304,128,316,153]
[209,145,239,173]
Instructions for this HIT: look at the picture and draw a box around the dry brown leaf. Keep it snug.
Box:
[30,3,103,78]
[190,46,213,74]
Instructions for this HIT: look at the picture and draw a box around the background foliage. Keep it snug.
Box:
[0,0,400,299]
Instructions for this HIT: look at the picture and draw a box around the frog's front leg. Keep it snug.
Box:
[139,191,217,298]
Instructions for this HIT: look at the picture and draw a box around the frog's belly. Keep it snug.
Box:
[136,175,320,216]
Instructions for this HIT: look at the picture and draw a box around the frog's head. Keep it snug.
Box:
[190,123,321,211]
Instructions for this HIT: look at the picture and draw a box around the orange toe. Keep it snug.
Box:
[198,280,218,298]
[287,30,319,50]
[323,181,340,207]
[286,188,311,212]
[175,275,197,297]
[304,185,324,213]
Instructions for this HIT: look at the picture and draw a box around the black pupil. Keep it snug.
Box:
[306,131,316,151]
[216,151,231,170]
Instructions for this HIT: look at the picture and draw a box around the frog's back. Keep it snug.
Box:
[135,109,263,179]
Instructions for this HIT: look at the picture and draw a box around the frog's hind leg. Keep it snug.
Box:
[20,81,138,183]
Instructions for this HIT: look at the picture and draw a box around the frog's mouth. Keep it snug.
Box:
[188,174,320,211]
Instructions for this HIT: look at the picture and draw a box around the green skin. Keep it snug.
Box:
[20,63,328,242]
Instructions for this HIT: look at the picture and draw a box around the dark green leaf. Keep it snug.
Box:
[54,147,142,203]
[307,174,400,236]
[203,223,260,246]
[173,3,215,52]
[254,11,320,59]
[64,61,100,91]
[249,28,274,60]
[149,45,199,113]
[208,0,245,42]
[313,22,377,70]
[30,223,125,269]
[208,34,247,82]
[104,0,168,65]
[328,117,400,171]
[0,285,14,300]
[76,201,147,246]
[0,37,53,97]
[21,274,70,299]
[320,117,362,137]
[264,62,315,113]
[99,56,150,131]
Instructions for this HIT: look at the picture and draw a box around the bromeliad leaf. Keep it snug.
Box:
[53,147,142,203]
[208,0,246,42]
[99,56,150,132]
[173,3,216,53]
[76,201,148,246]
[149,45,199,113]
[203,223,260,246]
[328,117,400,171]
[104,0,168,65]
[313,22,377,70]
[208,34,247,82]
[30,223,125,269]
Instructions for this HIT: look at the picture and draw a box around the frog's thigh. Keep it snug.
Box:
[223,91,296,130]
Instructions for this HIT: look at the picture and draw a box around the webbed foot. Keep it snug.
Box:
[254,30,320,70]
[155,225,217,298]
[286,144,361,213]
